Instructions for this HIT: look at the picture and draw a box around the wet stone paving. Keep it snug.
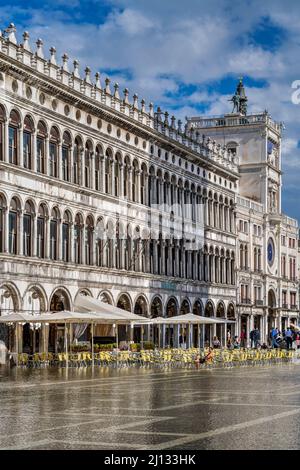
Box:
[1,364,300,450]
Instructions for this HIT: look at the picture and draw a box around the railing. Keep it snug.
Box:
[240,298,252,305]
[255,300,264,306]
[282,215,298,228]
[187,113,282,133]
[282,303,289,309]
[237,196,264,213]
[290,305,298,310]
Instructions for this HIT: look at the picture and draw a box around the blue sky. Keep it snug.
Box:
[1,0,300,222]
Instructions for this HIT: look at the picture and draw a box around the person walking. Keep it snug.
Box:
[271,327,279,348]
[254,327,261,349]
[250,329,255,348]
[285,327,293,350]
[240,329,246,348]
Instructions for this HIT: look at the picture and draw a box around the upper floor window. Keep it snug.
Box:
[62,131,71,182]
[23,200,34,256]
[73,137,82,185]
[37,204,46,258]
[9,110,20,165]
[50,207,59,260]
[37,121,47,174]
[23,115,34,170]
[49,126,59,178]
[9,197,19,254]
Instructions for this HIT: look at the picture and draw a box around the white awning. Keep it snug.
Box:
[149,313,235,325]
[74,295,148,322]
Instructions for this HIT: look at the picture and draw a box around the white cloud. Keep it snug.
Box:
[1,0,300,218]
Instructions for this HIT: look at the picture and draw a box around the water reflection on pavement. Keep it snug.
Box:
[0,364,300,450]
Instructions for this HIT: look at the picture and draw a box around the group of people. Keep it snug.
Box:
[210,325,300,351]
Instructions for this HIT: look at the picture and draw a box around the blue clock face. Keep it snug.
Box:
[268,239,274,265]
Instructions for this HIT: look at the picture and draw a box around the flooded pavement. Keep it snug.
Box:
[1,364,300,449]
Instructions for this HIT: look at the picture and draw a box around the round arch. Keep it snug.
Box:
[150,296,163,318]
[22,284,47,313]
[165,297,178,318]
[49,287,71,312]
[216,301,226,318]
[180,298,191,315]
[134,295,148,318]
[204,300,215,317]
[117,293,132,312]
[193,299,203,316]
[98,290,114,305]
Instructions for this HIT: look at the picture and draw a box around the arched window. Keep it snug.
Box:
[0,194,5,252]
[95,145,102,191]
[73,137,82,184]
[49,127,59,177]
[124,157,130,198]
[85,216,94,265]
[50,207,59,260]
[96,217,105,266]
[37,204,46,258]
[23,115,34,169]
[132,160,139,202]
[62,132,71,182]
[9,110,20,165]
[240,244,244,268]
[114,153,120,197]
[9,197,19,254]
[105,149,112,194]
[0,105,5,161]
[23,200,34,256]
[74,213,83,264]
[37,121,47,174]
[140,165,147,205]
[62,211,71,262]
[84,141,93,188]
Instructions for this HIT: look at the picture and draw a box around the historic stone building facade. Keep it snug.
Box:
[187,81,300,345]
[0,24,298,349]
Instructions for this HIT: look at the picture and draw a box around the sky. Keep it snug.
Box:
[0,0,300,221]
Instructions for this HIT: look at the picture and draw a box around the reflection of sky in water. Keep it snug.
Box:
[0,365,300,449]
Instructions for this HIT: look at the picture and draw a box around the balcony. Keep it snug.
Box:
[282,303,289,309]
[240,298,252,305]
[255,300,264,306]
[290,305,298,310]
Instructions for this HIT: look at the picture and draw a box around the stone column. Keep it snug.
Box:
[57,218,62,261]
[3,119,8,163]
[111,158,115,196]
[18,211,23,256]
[100,155,105,192]
[69,145,74,183]
[32,130,37,173]
[4,206,9,253]
[18,125,23,167]
[90,152,95,190]
[57,142,62,180]
[32,212,37,257]
[44,136,49,176]
[80,149,84,187]
[128,168,133,201]
[45,216,50,259]
[136,170,141,204]
[120,163,124,198]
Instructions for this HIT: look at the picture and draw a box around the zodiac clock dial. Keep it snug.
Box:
[267,239,274,265]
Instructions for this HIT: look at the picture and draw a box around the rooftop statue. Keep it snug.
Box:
[229,78,248,115]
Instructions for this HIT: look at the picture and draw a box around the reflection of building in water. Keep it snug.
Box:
[0,24,298,352]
